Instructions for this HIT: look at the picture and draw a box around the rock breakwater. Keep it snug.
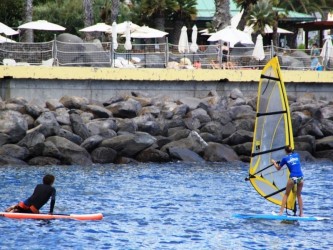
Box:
[1,89,333,166]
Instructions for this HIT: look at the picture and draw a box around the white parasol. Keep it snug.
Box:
[0,22,19,36]
[18,20,66,31]
[208,26,253,47]
[124,21,132,50]
[320,36,333,68]
[79,23,112,32]
[129,25,168,39]
[252,34,265,61]
[112,22,118,50]
[178,26,189,53]
[190,25,198,53]
[0,35,16,43]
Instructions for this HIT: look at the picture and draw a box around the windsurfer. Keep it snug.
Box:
[271,146,304,216]
[5,174,56,214]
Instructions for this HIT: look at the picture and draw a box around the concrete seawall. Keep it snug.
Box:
[1,66,332,102]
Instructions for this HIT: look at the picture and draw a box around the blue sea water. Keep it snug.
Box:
[0,162,332,250]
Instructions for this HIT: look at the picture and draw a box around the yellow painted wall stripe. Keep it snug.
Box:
[0,66,332,82]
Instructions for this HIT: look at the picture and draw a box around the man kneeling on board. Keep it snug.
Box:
[5,174,56,214]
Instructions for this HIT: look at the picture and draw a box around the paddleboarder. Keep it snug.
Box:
[5,174,56,214]
[271,146,304,216]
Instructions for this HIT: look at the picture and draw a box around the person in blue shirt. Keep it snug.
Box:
[5,174,56,214]
[271,146,304,216]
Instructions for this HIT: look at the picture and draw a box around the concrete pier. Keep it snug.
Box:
[1,66,332,102]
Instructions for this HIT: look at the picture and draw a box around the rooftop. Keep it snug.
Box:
[196,0,316,22]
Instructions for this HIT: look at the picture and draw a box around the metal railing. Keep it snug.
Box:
[0,39,331,71]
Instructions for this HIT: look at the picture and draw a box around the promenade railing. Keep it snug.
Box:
[0,39,331,71]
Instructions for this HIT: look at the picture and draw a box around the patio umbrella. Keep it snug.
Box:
[0,22,19,36]
[124,21,132,50]
[320,36,333,68]
[178,26,189,53]
[0,35,16,43]
[129,25,168,39]
[252,34,265,61]
[208,26,253,47]
[190,25,198,53]
[79,23,112,32]
[231,10,244,28]
[107,21,140,34]
[264,25,293,34]
[18,20,66,31]
[112,22,118,50]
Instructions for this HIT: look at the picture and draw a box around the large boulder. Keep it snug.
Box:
[86,119,117,138]
[168,147,205,162]
[34,111,59,128]
[91,147,117,163]
[0,133,10,147]
[18,130,45,150]
[80,135,104,152]
[186,108,211,124]
[106,98,142,118]
[81,104,112,118]
[200,121,224,141]
[223,130,253,146]
[59,95,89,109]
[70,112,91,140]
[116,118,138,133]
[42,141,63,159]
[56,128,83,145]
[203,142,240,162]
[28,156,61,166]
[178,97,202,110]
[46,136,92,165]
[45,99,64,111]
[100,132,156,157]
[321,105,333,120]
[0,110,28,143]
[25,104,44,118]
[162,131,208,154]
[55,108,71,125]
[316,136,333,151]
[228,105,255,120]
[298,119,324,138]
[0,155,28,166]
[135,148,170,162]
[0,144,30,160]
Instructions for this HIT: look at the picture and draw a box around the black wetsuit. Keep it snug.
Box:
[24,184,56,213]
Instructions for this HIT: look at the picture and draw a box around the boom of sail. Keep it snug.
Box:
[248,56,296,212]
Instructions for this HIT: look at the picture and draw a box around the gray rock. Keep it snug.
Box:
[0,133,10,147]
[186,108,211,123]
[28,156,61,166]
[106,98,142,118]
[296,93,316,104]
[221,122,237,138]
[0,144,30,160]
[162,131,208,154]
[137,120,161,136]
[29,124,59,137]
[5,103,25,113]
[116,118,137,133]
[178,97,202,110]
[168,129,191,140]
[0,155,28,166]
[314,149,333,161]
[203,142,240,162]
[23,114,35,129]
[130,96,152,107]
[0,110,28,143]
[81,135,104,152]
[70,112,91,140]
[230,88,244,99]
[60,95,89,109]
[86,119,117,138]
[316,136,333,151]
[165,118,185,129]
[228,105,255,120]
[91,147,117,163]
[200,121,224,140]
[298,119,324,138]
[56,128,83,145]
[298,151,316,162]
[155,136,172,148]
[6,97,27,106]
[42,141,63,159]
[168,147,205,162]
[208,109,231,125]
[321,105,333,120]
[46,99,64,110]
[183,117,201,130]
[80,111,95,123]
[46,136,92,165]
[199,132,220,143]
[55,108,71,125]
[17,130,45,156]
[136,148,170,162]
[81,104,112,118]
[35,111,59,128]
[103,96,124,106]
[25,104,44,118]
[223,130,253,146]
[320,119,333,136]
[233,119,254,132]
[173,104,189,117]
[294,135,316,154]
[140,105,161,117]
[100,132,156,157]
[232,142,252,156]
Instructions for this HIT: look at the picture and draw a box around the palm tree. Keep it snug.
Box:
[234,0,258,31]
[83,0,94,40]
[247,0,275,36]
[22,0,34,42]
[212,0,231,31]
[111,0,120,23]
[168,0,197,44]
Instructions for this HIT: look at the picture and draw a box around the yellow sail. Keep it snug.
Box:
[249,56,296,212]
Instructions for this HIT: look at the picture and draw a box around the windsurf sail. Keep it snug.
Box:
[247,56,296,212]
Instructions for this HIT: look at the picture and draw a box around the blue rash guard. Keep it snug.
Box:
[280,152,303,178]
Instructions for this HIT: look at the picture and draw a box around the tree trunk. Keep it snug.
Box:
[212,0,230,31]
[272,12,279,47]
[154,16,166,44]
[83,0,94,40]
[22,0,33,42]
[170,20,184,45]
[110,0,120,24]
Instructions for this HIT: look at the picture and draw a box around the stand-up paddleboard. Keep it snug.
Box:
[233,213,330,221]
[0,212,103,221]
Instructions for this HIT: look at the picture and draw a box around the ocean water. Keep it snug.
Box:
[0,162,332,250]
